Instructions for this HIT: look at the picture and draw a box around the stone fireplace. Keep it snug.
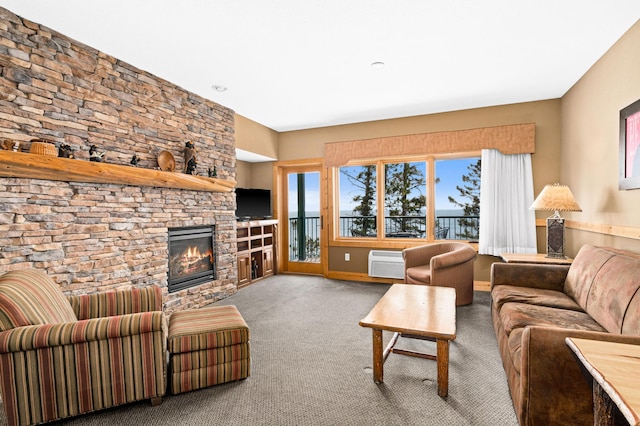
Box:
[168,225,216,293]
[0,7,238,314]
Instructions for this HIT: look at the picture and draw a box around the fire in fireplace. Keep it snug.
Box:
[168,225,215,292]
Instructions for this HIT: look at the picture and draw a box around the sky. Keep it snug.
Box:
[435,157,478,210]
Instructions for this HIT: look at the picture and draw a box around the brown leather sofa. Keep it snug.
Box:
[491,244,640,425]
[402,242,477,306]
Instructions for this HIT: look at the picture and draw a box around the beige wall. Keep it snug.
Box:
[236,101,563,281]
[280,99,562,187]
[276,100,562,281]
[249,162,276,190]
[234,159,275,191]
[561,19,640,255]
[234,20,640,281]
[234,114,278,191]
[235,160,252,188]
[234,114,279,159]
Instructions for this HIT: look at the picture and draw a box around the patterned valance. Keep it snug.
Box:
[324,123,535,167]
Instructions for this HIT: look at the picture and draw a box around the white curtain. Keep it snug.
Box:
[479,149,537,256]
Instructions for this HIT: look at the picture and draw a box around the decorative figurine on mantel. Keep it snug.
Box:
[208,166,217,178]
[1,139,19,151]
[184,140,197,175]
[89,145,105,162]
[131,154,141,166]
[58,143,74,159]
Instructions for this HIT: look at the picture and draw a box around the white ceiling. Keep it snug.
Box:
[1,1,640,133]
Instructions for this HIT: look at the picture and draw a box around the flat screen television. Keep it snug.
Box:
[235,188,272,220]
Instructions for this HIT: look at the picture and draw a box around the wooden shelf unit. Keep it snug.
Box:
[236,219,277,287]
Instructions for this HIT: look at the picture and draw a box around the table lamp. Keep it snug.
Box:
[530,183,582,258]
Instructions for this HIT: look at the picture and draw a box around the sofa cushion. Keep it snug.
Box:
[622,290,640,335]
[168,305,250,353]
[585,253,640,334]
[492,285,583,312]
[507,327,524,374]
[564,244,614,308]
[0,269,77,331]
[68,285,164,320]
[499,302,606,336]
[405,265,431,284]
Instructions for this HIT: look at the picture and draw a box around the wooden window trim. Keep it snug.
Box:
[330,152,480,246]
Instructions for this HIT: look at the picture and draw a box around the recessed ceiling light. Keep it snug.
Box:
[371,61,385,70]
[212,85,228,92]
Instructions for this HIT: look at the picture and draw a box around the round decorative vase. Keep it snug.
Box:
[157,150,176,172]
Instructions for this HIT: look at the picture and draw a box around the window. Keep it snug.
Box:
[435,158,481,241]
[384,161,426,238]
[287,172,321,261]
[338,165,377,237]
[336,155,480,241]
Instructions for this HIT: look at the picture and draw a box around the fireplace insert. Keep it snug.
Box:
[168,225,215,292]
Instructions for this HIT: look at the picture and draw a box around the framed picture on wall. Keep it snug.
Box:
[619,98,640,190]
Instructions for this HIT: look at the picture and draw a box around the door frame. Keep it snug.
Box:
[274,159,327,275]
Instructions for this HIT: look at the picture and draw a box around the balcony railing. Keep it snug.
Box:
[288,217,321,261]
[288,215,479,261]
[433,215,480,241]
[338,215,479,240]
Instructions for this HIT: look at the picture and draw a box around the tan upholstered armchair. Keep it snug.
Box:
[0,269,167,426]
[402,242,477,306]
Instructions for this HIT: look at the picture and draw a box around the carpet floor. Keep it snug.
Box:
[0,275,518,425]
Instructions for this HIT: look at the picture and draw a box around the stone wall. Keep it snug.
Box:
[0,7,238,313]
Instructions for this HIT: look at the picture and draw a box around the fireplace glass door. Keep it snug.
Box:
[168,225,215,292]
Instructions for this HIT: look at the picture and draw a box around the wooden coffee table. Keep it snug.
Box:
[359,284,456,397]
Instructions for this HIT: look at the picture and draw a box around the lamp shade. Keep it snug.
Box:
[530,183,582,212]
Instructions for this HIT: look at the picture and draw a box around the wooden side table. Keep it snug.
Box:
[500,252,573,265]
[566,337,640,426]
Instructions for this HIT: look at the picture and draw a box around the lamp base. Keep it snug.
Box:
[546,216,565,259]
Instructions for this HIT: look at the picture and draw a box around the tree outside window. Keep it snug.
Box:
[339,165,377,237]
[338,156,480,241]
[384,162,426,238]
[435,158,481,240]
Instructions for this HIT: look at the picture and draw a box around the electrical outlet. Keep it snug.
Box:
[345,253,350,261]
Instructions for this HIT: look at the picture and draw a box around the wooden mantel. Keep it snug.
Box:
[0,150,236,193]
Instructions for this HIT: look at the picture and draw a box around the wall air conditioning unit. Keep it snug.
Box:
[368,250,405,280]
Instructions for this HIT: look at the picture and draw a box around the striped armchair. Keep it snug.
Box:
[0,269,167,426]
